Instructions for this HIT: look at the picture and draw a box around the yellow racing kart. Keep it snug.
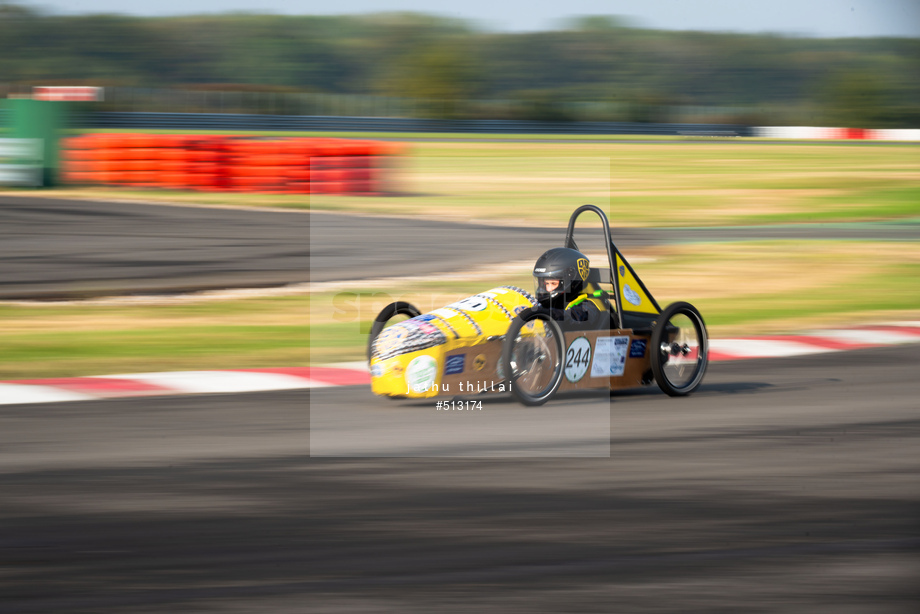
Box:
[368,204,708,406]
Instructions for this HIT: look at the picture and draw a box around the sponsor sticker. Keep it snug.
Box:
[623,284,642,307]
[416,314,438,322]
[514,305,527,315]
[375,326,408,354]
[417,322,439,335]
[629,338,647,358]
[448,296,489,312]
[565,337,592,382]
[370,363,383,377]
[473,354,487,371]
[444,354,465,376]
[591,336,630,377]
[406,355,438,393]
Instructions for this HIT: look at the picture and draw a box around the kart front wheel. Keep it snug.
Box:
[650,302,708,396]
[367,301,422,362]
[501,309,565,406]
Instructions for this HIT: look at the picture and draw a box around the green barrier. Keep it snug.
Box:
[4,99,67,187]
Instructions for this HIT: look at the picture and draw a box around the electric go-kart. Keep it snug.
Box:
[368,204,708,406]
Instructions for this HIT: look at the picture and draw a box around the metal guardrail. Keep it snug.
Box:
[0,138,42,186]
[79,112,754,136]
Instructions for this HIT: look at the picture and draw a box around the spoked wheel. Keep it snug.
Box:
[366,301,422,362]
[650,302,708,396]
[501,309,565,406]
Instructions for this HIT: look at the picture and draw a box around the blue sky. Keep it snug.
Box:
[17,0,920,38]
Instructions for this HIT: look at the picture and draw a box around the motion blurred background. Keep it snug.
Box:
[2,3,920,613]
[1,0,919,126]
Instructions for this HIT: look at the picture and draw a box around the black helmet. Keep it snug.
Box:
[533,247,590,309]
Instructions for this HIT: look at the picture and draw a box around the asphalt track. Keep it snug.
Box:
[2,346,918,612]
[2,194,919,299]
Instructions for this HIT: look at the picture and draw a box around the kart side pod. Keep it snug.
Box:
[367,287,538,399]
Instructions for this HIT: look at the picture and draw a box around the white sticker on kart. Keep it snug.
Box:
[447,296,488,312]
[406,355,438,393]
[623,284,642,307]
[431,308,459,319]
[591,336,630,377]
[564,337,592,382]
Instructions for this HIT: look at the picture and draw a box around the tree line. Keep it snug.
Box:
[1,3,918,126]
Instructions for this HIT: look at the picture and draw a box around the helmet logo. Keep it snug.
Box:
[577,258,589,281]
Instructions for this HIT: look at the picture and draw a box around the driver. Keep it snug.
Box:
[533,247,606,327]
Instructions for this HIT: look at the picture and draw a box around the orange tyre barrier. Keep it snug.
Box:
[60,134,403,194]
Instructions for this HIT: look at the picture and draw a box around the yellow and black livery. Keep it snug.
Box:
[368,204,709,405]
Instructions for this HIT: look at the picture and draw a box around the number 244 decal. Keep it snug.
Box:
[564,337,592,382]
[566,346,589,369]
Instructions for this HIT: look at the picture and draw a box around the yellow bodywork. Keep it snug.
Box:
[370,286,534,398]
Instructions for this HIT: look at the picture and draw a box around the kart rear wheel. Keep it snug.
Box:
[502,309,565,406]
[650,302,708,396]
[367,301,422,362]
